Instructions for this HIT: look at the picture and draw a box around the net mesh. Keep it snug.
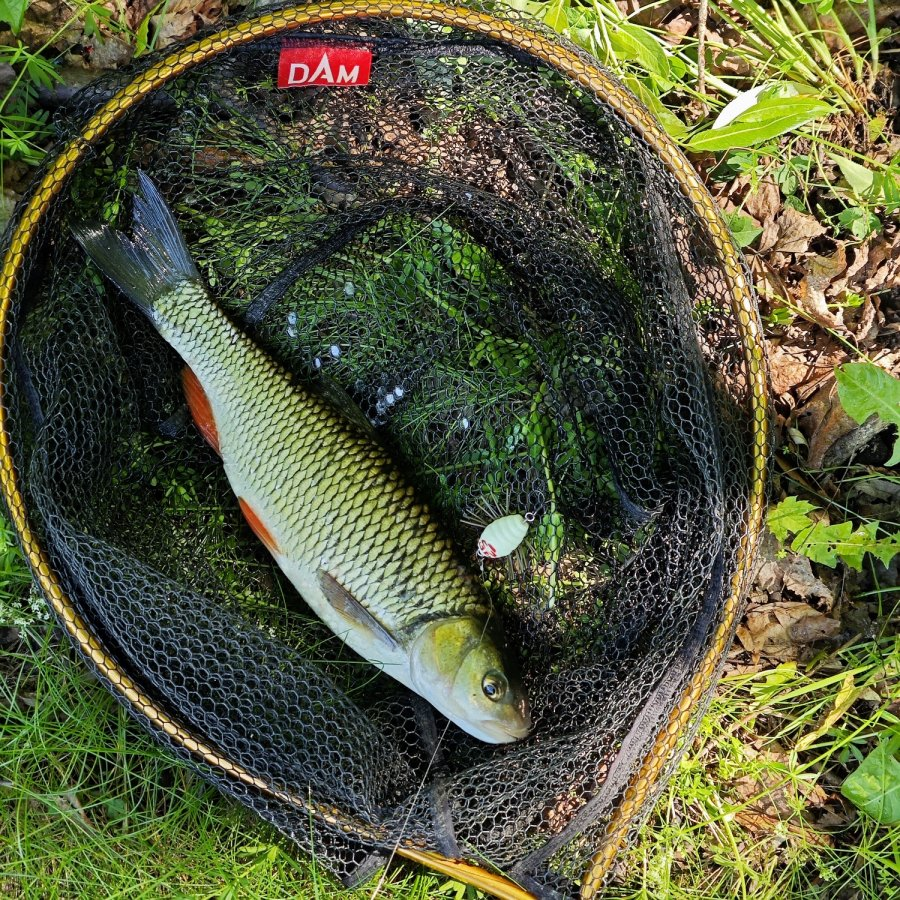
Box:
[0,3,767,896]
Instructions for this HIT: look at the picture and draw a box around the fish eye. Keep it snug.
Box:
[482,671,507,701]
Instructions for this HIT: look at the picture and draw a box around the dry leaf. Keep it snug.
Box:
[736,601,840,660]
[661,11,693,44]
[779,555,834,609]
[768,340,844,399]
[743,178,782,227]
[154,0,226,48]
[796,248,847,329]
[732,809,832,847]
[799,378,857,468]
[763,207,827,255]
[748,253,790,302]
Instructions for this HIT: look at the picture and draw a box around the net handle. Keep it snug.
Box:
[0,4,769,897]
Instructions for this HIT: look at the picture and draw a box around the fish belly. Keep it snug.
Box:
[274,552,413,682]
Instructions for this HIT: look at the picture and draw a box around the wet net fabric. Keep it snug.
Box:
[1,3,765,895]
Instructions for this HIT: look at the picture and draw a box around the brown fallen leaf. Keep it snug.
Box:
[779,554,835,610]
[748,253,790,303]
[796,249,847,329]
[760,206,827,255]
[736,601,840,661]
[732,809,832,847]
[799,377,857,468]
[153,0,226,49]
[742,178,782,226]
[767,338,845,399]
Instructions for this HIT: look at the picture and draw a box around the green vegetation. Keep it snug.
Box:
[609,640,900,899]
[532,0,898,239]
[0,625,452,898]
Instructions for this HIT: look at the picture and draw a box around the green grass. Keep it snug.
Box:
[0,624,450,899]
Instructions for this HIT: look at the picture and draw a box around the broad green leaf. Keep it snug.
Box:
[767,496,817,542]
[837,206,881,241]
[831,153,876,197]
[609,23,670,82]
[543,0,569,33]
[835,362,900,466]
[842,738,900,825]
[721,211,763,248]
[880,171,900,214]
[623,75,687,140]
[869,114,887,143]
[869,531,900,569]
[0,0,26,32]
[791,520,853,568]
[833,521,879,572]
[686,97,833,152]
[712,82,803,130]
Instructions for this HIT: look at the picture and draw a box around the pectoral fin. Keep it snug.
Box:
[318,570,400,651]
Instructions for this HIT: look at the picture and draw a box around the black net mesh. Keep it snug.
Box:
[0,3,767,896]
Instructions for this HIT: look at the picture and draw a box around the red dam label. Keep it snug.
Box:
[278,46,372,88]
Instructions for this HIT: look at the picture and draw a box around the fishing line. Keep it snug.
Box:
[369,716,453,900]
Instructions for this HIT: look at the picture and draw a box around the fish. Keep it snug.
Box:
[71,172,531,744]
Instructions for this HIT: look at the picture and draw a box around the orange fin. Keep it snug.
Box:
[238,498,281,555]
[182,366,220,455]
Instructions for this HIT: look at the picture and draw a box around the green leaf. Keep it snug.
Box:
[869,531,900,569]
[721,211,763,248]
[622,75,687,140]
[767,496,817,542]
[869,114,887,143]
[837,206,881,241]
[842,737,900,825]
[833,522,879,572]
[0,0,26,32]
[791,520,853,568]
[543,0,569,33]
[831,153,876,197]
[835,362,900,466]
[608,23,670,82]
[686,98,833,152]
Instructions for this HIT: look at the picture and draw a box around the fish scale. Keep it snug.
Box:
[153,283,487,637]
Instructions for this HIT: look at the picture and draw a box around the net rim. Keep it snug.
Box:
[0,4,770,897]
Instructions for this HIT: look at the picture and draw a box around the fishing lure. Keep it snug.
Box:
[477,512,535,560]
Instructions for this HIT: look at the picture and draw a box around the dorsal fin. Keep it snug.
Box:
[182,366,220,454]
[311,375,378,438]
[318,570,399,651]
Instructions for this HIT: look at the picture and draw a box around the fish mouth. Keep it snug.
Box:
[473,703,532,744]
[476,718,531,744]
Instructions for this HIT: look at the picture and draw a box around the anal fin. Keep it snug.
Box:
[182,366,220,455]
[318,570,399,651]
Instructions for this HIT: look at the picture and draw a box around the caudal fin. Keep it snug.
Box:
[71,171,200,316]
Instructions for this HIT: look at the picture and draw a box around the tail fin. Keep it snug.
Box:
[71,171,200,317]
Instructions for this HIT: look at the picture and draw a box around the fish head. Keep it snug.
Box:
[408,616,531,744]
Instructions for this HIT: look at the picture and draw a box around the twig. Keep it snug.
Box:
[697,0,709,103]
